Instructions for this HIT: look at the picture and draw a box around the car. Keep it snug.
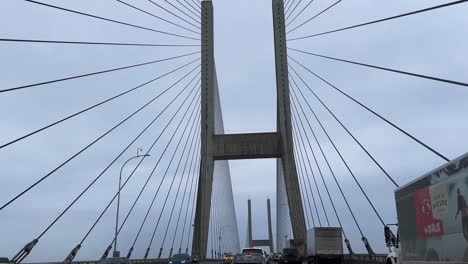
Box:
[224,253,234,263]
[241,248,268,261]
[169,253,198,264]
[233,254,264,264]
[271,253,281,262]
[278,248,301,264]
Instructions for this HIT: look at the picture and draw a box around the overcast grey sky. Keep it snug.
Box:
[1,0,468,261]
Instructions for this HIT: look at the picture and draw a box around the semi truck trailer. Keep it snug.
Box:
[390,152,468,263]
[306,227,343,264]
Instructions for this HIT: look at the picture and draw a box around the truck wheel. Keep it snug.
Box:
[464,246,468,261]
[425,249,439,261]
[463,215,468,242]
[386,259,393,264]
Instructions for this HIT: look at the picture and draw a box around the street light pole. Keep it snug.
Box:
[114,148,150,258]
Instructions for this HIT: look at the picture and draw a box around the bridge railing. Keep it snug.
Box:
[25,259,221,264]
[342,254,387,264]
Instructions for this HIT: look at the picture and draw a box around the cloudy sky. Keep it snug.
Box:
[1,0,468,262]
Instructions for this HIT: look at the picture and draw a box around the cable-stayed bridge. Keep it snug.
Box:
[0,0,467,263]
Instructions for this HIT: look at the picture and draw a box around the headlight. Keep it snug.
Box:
[169,262,173,264]
[181,261,186,263]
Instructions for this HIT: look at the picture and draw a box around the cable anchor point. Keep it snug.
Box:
[11,239,38,264]
[100,245,112,260]
[345,238,354,255]
[64,244,81,263]
[362,236,375,256]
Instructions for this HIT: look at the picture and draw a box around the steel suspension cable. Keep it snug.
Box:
[148,0,200,30]
[80,83,199,262]
[284,0,296,17]
[0,57,198,150]
[179,143,200,253]
[127,137,200,259]
[291,121,346,243]
[111,100,199,244]
[105,87,198,259]
[186,171,200,253]
[175,0,200,19]
[291,94,351,244]
[0,62,199,213]
[290,99,362,236]
[287,0,342,34]
[184,0,202,16]
[288,56,450,162]
[292,111,330,226]
[121,78,199,260]
[289,65,399,187]
[292,107,354,254]
[44,71,200,240]
[289,48,468,89]
[13,68,200,264]
[216,194,223,258]
[285,0,302,22]
[213,192,221,259]
[190,0,201,9]
[145,105,201,259]
[163,0,200,24]
[77,79,198,248]
[209,191,216,258]
[158,112,201,257]
[292,115,317,227]
[25,0,199,41]
[288,0,468,41]
[102,96,200,261]
[0,52,198,94]
[0,38,200,47]
[291,87,386,226]
[292,128,316,228]
[291,82,333,225]
[291,93,375,255]
[213,191,220,258]
[114,0,199,34]
[286,0,315,28]
[170,138,201,254]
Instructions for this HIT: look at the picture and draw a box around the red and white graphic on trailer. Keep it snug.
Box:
[414,188,444,238]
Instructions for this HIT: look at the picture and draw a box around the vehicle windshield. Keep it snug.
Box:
[234,255,263,263]
[242,249,263,255]
[282,248,298,255]
[171,254,190,261]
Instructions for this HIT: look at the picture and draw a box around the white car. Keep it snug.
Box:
[241,248,268,263]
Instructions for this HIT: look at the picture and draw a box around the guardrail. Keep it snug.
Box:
[25,259,222,264]
[342,254,387,264]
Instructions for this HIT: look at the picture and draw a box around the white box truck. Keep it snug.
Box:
[306,227,343,264]
[390,152,468,263]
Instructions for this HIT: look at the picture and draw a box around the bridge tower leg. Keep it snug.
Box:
[272,0,307,252]
[193,0,215,259]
